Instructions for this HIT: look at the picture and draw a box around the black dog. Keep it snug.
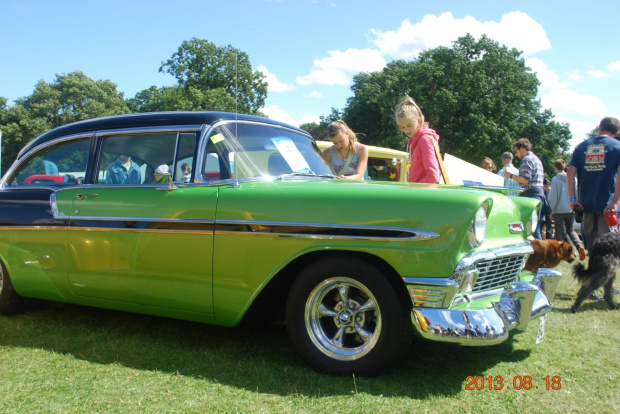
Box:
[571,232,620,313]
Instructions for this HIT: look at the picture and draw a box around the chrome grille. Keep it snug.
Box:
[473,255,525,293]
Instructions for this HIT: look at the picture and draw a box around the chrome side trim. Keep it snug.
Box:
[48,202,439,241]
[66,227,212,235]
[0,226,66,231]
[214,220,439,241]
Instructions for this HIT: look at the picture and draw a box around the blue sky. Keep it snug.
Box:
[1,0,619,150]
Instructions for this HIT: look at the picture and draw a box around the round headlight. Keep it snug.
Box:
[528,208,539,236]
[467,206,487,248]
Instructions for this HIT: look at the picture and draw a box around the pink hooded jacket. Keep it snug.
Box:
[407,127,441,183]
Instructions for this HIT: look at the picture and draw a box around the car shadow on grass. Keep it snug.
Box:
[0,300,532,398]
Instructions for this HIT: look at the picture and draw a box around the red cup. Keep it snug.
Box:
[604,210,618,226]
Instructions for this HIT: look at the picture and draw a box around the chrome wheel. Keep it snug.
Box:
[305,277,381,360]
[287,256,411,375]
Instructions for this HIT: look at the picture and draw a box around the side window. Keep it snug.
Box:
[97,132,178,185]
[8,138,91,187]
[174,132,197,183]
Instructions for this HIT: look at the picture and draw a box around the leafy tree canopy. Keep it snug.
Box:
[152,38,267,115]
[0,71,128,174]
[299,108,343,142]
[342,34,572,176]
[127,85,236,113]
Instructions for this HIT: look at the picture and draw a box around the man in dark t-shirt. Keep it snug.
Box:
[567,116,620,251]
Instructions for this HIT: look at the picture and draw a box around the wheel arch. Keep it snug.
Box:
[241,249,412,324]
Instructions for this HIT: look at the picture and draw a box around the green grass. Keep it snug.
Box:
[1,261,619,413]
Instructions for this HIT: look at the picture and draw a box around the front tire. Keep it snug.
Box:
[286,256,411,376]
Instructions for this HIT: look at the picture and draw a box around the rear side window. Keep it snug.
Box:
[96,131,198,185]
[8,138,91,187]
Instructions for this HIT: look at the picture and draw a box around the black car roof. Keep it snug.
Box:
[20,111,303,159]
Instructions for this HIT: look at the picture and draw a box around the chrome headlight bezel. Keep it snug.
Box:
[467,204,489,248]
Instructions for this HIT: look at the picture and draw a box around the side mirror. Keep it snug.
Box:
[155,173,177,191]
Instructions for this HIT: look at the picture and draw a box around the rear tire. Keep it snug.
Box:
[286,256,412,376]
[0,261,21,315]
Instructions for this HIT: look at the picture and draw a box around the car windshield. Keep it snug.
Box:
[202,122,334,181]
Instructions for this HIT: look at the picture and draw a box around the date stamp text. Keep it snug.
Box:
[464,375,562,391]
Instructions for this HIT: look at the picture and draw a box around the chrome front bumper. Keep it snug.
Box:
[409,268,562,345]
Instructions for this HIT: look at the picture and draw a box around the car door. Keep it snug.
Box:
[0,136,92,302]
[61,130,218,317]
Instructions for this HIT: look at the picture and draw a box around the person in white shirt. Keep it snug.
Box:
[497,152,519,195]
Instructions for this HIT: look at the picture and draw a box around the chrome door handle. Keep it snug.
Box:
[76,193,99,200]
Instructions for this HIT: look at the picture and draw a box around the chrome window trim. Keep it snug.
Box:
[15,132,95,160]
[93,124,203,137]
[93,125,203,186]
[1,133,94,189]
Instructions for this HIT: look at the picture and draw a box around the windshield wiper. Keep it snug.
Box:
[275,171,337,179]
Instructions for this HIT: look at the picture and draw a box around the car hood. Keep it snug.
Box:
[214,179,532,276]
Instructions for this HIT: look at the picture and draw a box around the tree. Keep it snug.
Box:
[0,72,128,173]
[127,85,236,112]
[299,108,343,142]
[20,71,129,129]
[154,38,268,115]
[343,35,572,176]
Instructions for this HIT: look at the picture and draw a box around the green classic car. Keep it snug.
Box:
[0,112,561,376]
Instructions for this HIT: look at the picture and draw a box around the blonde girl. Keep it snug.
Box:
[395,96,441,183]
[322,120,369,180]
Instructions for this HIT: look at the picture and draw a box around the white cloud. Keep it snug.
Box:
[257,65,296,92]
[541,88,606,118]
[307,90,323,98]
[525,57,567,89]
[608,61,620,73]
[296,48,386,86]
[300,114,321,125]
[370,11,550,59]
[261,105,319,127]
[540,89,608,149]
[588,69,609,79]
[566,70,583,81]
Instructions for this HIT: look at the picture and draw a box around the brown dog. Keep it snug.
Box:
[523,239,576,273]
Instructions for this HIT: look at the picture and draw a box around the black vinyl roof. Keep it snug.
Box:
[20,111,302,159]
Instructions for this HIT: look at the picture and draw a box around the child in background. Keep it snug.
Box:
[395,96,441,183]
